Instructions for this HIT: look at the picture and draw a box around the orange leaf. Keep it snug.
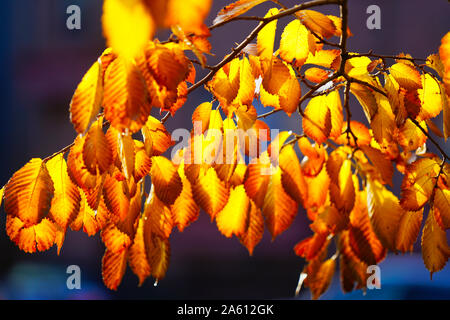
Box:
[4,158,54,226]
[238,199,264,255]
[144,190,174,239]
[141,116,174,156]
[6,216,57,253]
[69,61,103,134]
[305,67,330,84]
[297,10,336,39]
[134,140,152,182]
[128,216,151,286]
[103,56,151,133]
[103,173,130,222]
[390,62,422,91]
[422,208,450,276]
[83,118,113,174]
[279,144,307,204]
[171,165,200,232]
[150,156,182,205]
[359,145,394,186]
[70,192,109,236]
[396,210,423,253]
[262,166,298,239]
[102,248,128,291]
[192,167,229,219]
[400,158,440,211]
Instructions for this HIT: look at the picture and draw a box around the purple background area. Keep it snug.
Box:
[0,0,449,300]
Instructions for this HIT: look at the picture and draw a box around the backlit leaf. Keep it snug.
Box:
[102,248,127,291]
[150,156,182,205]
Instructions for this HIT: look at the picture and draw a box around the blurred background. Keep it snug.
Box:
[0,0,449,300]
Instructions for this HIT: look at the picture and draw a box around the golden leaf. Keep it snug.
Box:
[128,216,151,286]
[279,19,315,68]
[192,167,229,219]
[396,210,423,253]
[216,185,250,238]
[297,10,336,39]
[390,62,422,91]
[102,248,128,291]
[46,154,81,230]
[257,8,279,73]
[367,178,405,251]
[69,61,103,134]
[4,158,54,226]
[422,208,450,276]
[279,144,307,204]
[238,199,264,255]
[103,173,130,222]
[303,95,332,144]
[102,0,154,59]
[103,56,151,133]
[150,156,182,205]
[83,118,113,174]
[262,166,298,239]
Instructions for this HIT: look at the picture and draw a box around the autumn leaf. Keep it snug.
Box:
[69,61,103,134]
[171,164,200,232]
[83,118,113,175]
[307,258,336,300]
[141,116,174,156]
[150,156,182,205]
[6,216,57,253]
[213,0,267,25]
[257,8,279,73]
[103,56,151,133]
[400,158,440,211]
[390,62,422,91]
[303,95,332,144]
[422,208,450,277]
[103,173,130,222]
[367,178,405,251]
[4,158,54,226]
[102,0,154,59]
[279,144,307,204]
[262,166,298,239]
[216,185,250,238]
[279,19,315,68]
[296,10,336,39]
[193,167,229,219]
[260,58,301,116]
[46,154,81,230]
[144,189,174,239]
[238,199,264,255]
[128,216,151,286]
[102,248,128,290]
[396,210,423,253]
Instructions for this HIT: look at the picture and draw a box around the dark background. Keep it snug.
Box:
[0,0,449,300]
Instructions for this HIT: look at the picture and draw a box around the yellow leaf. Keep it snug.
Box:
[262,166,298,239]
[440,84,450,140]
[390,62,422,91]
[305,49,341,70]
[417,74,442,121]
[70,192,109,236]
[216,185,250,238]
[69,61,103,134]
[434,188,450,228]
[257,8,279,73]
[4,158,54,226]
[329,159,355,214]
[192,167,229,219]
[165,0,211,35]
[134,140,152,182]
[46,154,81,230]
[367,178,405,251]
[303,95,332,144]
[307,258,336,300]
[141,116,174,156]
[192,102,213,133]
[101,222,132,254]
[150,156,182,205]
[244,155,271,207]
[422,208,450,276]
[279,19,313,68]
[102,0,154,59]
[102,248,127,291]
[359,145,394,186]
[144,231,171,281]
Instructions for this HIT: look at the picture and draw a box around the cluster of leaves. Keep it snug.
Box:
[0,0,449,299]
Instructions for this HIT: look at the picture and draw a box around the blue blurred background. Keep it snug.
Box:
[0,0,449,300]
